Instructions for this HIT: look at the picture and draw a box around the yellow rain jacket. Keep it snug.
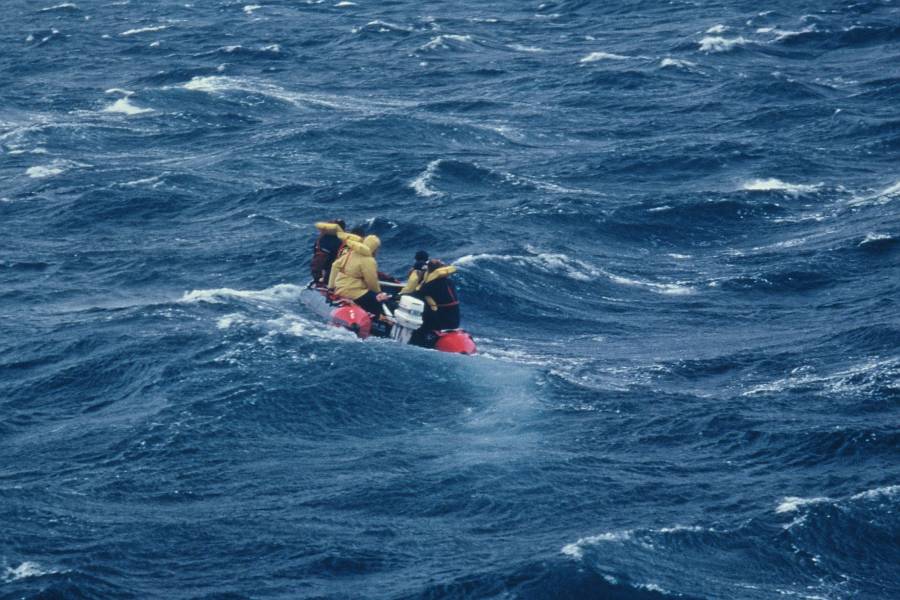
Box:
[328,235,382,299]
[400,269,424,295]
[314,221,342,235]
[401,265,457,310]
[315,222,363,250]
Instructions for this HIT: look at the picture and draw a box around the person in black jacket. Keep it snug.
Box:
[416,259,461,331]
[309,219,345,285]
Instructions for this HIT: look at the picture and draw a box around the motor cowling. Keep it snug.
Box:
[390,295,425,344]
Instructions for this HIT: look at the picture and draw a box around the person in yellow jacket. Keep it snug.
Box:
[399,250,429,295]
[401,258,461,331]
[327,234,390,315]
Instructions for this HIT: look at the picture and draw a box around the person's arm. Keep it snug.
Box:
[362,258,382,293]
[327,259,339,290]
[400,270,420,294]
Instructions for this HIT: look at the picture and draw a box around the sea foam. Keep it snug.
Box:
[103,97,153,115]
[120,25,168,36]
[561,531,633,559]
[580,51,628,63]
[660,57,696,69]
[742,178,820,194]
[26,164,65,178]
[409,159,444,198]
[39,2,78,11]
[420,34,473,51]
[180,283,307,305]
[2,562,60,582]
[456,251,601,283]
[698,36,747,52]
[776,496,832,513]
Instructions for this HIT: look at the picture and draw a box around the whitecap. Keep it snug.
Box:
[475,123,526,142]
[605,272,694,295]
[180,283,307,305]
[767,27,816,42]
[850,485,899,501]
[849,180,900,206]
[637,583,670,594]
[2,561,59,582]
[180,75,404,113]
[409,159,444,198]
[182,76,224,93]
[776,496,832,513]
[243,4,261,15]
[859,233,894,246]
[561,531,633,559]
[706,24,728,34]
[217,313,248,329]
[420,34,473,51]
[264,315,357,342]
[744,358,899,397]
[120,175,163,187]
[508,43,545,53]
[335,1,356,6]
[120,25,168,36]
[455,251,601,283]
[26,164,65,178]
[8,147,48,156]
[353,20,412,34]
[698,36,747,52]
[103,97,153,115]
[750,237,806,252]
[39,3,78,11]
[500,171,593,195]
[660,57,696,69]
[657,525,709,533]
[580,51,628,63]
[742,178,820,194]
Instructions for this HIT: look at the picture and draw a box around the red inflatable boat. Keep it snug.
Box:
[299,285,477,355]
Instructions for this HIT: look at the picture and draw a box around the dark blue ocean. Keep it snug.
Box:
[2,0,899,598]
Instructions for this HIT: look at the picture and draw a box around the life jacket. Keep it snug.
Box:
[418,266,459,311]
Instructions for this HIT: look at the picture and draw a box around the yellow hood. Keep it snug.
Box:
[364,235,381,253]
[344,235,380,257]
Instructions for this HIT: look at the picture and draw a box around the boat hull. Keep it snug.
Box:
[299,286,476,354]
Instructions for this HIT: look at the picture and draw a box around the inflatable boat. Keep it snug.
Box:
[299,284,477,355]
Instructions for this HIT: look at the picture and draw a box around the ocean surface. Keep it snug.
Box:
[2,1,899,598]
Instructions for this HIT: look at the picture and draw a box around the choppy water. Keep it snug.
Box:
[2,1,899,598]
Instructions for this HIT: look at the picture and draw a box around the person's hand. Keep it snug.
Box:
[376,292,391,302]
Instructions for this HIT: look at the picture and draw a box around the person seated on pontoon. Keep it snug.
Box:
[327,234,391,316]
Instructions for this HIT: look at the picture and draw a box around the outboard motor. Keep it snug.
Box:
[390,295,425,345]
